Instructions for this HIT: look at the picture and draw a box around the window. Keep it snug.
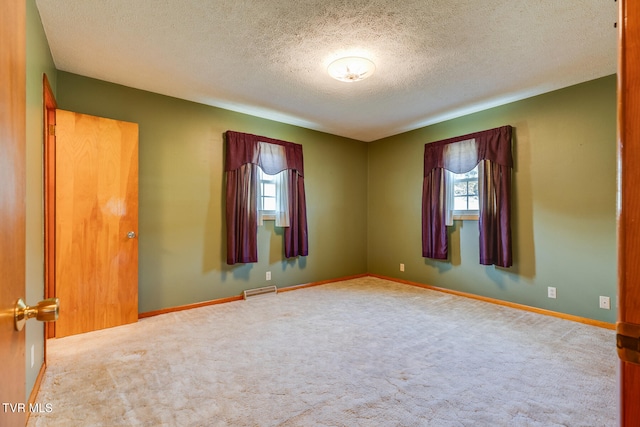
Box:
[422,125,513,266]
[256,166,290,226]
[225,130,307,265]
[451,165,479,219]
[258,168,277,219]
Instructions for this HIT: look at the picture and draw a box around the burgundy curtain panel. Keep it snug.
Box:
[225,131,308,265]
[226,164,259,264]
[422,168,449,259]
[422,125,513,267]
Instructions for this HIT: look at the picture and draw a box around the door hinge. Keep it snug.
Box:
[49,124,56,136]
[617,322,640,365]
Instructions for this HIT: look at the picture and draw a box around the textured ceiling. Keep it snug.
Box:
[35,0,618,142]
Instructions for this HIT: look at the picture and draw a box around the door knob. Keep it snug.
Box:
[127,231,136,239]
[14,298,59,332]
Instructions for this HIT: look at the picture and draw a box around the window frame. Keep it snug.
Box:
[258,167,277,221]
[451,165,479,221]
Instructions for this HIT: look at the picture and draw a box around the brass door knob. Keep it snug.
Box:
[14,298,59,332]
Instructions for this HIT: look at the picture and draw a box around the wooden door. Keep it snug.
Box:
[0,0,27,426]
[54,110,139,337]
[618,0,640,425]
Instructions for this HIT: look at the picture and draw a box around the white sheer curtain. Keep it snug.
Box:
[443,138,478,226]
[444,170,455,226]
[273,170,289,226]
[256,142,290,227]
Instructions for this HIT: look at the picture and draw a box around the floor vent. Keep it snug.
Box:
[243,285,278,300]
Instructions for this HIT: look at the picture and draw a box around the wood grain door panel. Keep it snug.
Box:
[55,110,139,337]
[0,0,27,425]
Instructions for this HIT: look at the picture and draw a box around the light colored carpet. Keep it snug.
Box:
[29,277,617,426]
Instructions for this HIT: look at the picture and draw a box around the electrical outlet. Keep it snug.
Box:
[547,287,556,299]
[400,263,405,272]
[266,271,271,281]
[599,296,610,310]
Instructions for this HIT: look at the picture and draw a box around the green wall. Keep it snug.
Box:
[368,76,617,323]
[56,72,369,313]
[26,0,57,401]
[56,73,617,323]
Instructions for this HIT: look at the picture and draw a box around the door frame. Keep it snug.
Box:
[617,0,640,425]
[44,74,57,341]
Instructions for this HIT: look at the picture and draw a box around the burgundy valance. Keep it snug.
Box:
[424,125,513,175]
[225,130,305,176]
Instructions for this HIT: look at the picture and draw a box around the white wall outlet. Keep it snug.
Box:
[547,287,556,299]
[266,271,271,281]
[400,263,405,272]
[599,296,611,310]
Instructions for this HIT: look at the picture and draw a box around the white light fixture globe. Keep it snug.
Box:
[327,56,376,82]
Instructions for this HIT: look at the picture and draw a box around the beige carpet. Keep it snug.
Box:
[29,277,617,426]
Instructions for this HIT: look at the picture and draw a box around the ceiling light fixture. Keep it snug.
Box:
[327,56,376,82]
